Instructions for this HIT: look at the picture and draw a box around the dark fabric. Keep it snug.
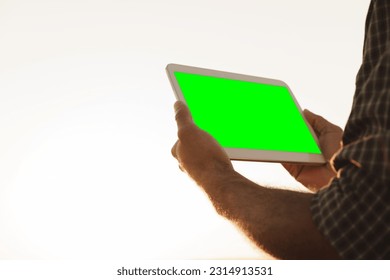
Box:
[311,0,390,259]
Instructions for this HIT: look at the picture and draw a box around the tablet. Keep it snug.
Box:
[166,63,325,164]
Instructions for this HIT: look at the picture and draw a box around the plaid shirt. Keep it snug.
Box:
[311,0,390,259]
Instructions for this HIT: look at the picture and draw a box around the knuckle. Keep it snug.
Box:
[171,142,178,158]
[175,106,188,122]
[177,124,196,140]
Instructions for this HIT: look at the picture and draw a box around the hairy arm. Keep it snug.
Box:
[172,101,340,259]
[203,171,340,259]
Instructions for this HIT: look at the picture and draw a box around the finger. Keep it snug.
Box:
[174,101,193,130]
[281,162,302,178]
[171,140,179,159]
[303,109,340,136]
[171,141,184,172]
[303,109,324,128]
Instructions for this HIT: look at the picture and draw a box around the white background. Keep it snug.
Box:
[0,0,370,259]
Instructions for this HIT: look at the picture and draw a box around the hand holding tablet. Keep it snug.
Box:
[167,64,326,164]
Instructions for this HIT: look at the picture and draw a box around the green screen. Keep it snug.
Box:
[174,71,321,154]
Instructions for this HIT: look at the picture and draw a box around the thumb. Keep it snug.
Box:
[303,109,337,136]
[174,101,194,130]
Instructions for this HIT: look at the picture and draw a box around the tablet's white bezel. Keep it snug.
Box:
[166,63,326,164]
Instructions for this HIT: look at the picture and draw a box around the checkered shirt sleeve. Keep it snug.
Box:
[311,0,390,259]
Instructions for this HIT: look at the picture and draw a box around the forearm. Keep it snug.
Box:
[201,170,341,259]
